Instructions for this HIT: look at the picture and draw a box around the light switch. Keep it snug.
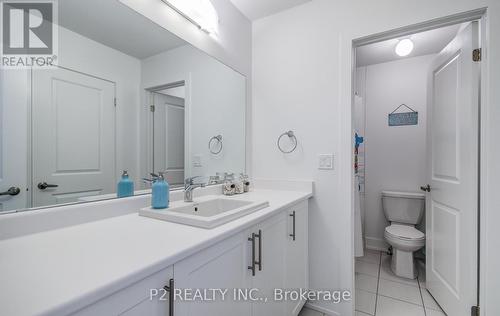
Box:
[318,154,334,170]
[192,155,202,167]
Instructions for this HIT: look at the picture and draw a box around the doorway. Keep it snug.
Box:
[352,10,485,316]
[146,81,186,188]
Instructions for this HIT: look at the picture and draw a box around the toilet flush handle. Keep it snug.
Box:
[420,184,431,192]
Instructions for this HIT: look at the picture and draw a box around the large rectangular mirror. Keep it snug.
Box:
[0,0,246,213]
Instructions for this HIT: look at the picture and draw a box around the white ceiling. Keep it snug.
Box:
[356,24,463,67]
[229,0,312,21]
[59,0,186,59]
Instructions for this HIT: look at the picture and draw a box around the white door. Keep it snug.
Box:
[285,201,309,316]
[153,93,185,186]
[0,69,29,212]
[252,213,287,316]
[32,67,116,207]
[174,231,253,316]
[425,21,479,316]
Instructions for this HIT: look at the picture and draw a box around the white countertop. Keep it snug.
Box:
[0,189,312,316]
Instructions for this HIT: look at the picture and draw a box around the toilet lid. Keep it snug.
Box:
[385,225,425,241]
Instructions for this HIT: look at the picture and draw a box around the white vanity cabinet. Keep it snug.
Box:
[72,266,174,316]
[172,213,288,316]
[72,201,308,316]
[285,200,309,315]
[173,200,308,316]
[173,230,253,316]
[249,212,288,316]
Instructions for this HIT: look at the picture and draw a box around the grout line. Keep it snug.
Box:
[356,256,382,265]
[355,271,380,285]
[377,293,426,307]
[421,286,448,315]
[417,270,428,316]
[378,274,420,288]
[373,251,382,316]
[355,289,377,316]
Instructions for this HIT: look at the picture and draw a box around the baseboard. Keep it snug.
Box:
[365,236,389,252]
[304,302,341,316]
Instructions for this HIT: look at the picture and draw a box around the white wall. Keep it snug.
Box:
[141,45,246,180]
[358,55,434,251]
[252,1,500,315]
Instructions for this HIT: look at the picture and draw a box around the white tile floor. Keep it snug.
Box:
[298,250,447,316]
[355,250,446,316]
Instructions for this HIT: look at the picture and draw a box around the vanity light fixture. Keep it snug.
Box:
[161,0,219,34]
[395,38,414,57]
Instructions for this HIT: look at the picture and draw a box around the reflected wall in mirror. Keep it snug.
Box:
[0,0,246,213]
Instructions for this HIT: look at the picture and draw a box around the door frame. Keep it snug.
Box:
[144,76,191,185]
[350,7,488,315]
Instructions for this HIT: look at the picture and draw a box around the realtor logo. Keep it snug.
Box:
[1,0,58,68]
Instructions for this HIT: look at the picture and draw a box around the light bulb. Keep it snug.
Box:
[395,39,414,57]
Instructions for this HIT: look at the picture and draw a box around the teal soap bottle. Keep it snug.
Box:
[152,172,169,209]
[117,170,134,198]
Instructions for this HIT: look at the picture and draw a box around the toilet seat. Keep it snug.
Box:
[385,224,425,241]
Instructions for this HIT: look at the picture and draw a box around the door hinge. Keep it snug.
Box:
[114,98,117,107]
[471,305,480,316]
[473,48,482,62]
[150,105,155,112]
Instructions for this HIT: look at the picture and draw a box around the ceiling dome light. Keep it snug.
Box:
[162,0,219,34]
[395,39,414,57]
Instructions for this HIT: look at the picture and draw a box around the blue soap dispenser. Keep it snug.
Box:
[152,172,169,209]
[117,170,134,198]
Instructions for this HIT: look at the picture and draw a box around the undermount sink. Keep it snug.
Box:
[139,195,269,228]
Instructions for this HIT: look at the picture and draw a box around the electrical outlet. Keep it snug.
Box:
[318,154,334,170]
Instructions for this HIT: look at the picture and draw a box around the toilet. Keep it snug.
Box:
[382,191,425,279]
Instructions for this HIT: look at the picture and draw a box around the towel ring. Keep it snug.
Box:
[277,130,298,154]
[209,135,223,154]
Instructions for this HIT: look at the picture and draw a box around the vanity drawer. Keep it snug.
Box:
[71,266,173,316]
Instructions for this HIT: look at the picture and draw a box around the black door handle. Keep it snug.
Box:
[248,233,256,276]
[163,279,174,316]
[0,187,21,196]
[255,229,262,271]
[38,182,59,190]
[290,211,296,241]
[420,184,431,192]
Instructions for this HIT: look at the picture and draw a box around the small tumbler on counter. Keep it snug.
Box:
[240,173,251,193]
[223,181,236,196]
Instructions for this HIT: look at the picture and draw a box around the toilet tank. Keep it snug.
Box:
[382,191,425,225]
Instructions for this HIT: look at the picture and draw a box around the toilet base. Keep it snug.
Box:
[390,249,417,279]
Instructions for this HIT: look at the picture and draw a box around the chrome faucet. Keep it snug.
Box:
[184,176,206,202]
[142,173,159,184]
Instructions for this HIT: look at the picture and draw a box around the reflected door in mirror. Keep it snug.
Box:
[152,88,185,187]
[32,67,116,207]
